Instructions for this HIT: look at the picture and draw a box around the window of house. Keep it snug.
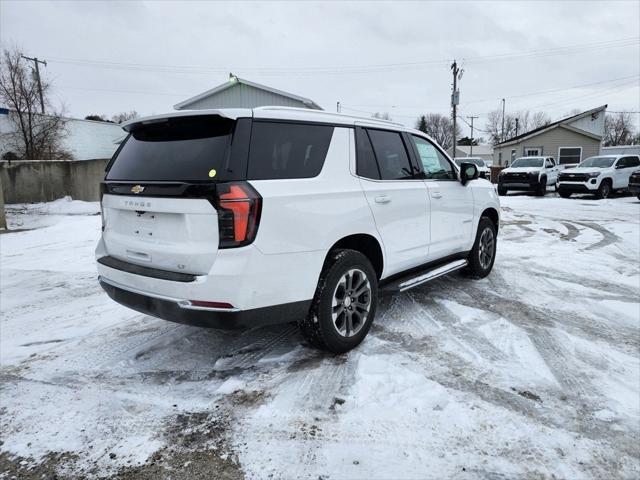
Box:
[511,149,516,162]
[367,129,414,180]
[558,147,582,165]
[525,147,542,156]
[410,135,455,180]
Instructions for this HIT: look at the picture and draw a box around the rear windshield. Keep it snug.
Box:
[511,157,543,168]
[454,158,485,167]
[579,156,615,168]
[106,116,234,181]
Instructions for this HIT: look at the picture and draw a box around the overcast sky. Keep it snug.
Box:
[1,0,638,132]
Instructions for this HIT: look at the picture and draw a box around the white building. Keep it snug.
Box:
[0,108,123,160]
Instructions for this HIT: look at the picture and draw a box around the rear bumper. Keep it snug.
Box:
[99,276,310,329]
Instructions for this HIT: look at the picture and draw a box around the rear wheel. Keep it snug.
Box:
[465,216,497,279]
[298,249,377,353]
[596,180,611,199]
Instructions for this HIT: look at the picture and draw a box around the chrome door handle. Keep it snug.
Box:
[431,192,443,199]
[375,195,391,204]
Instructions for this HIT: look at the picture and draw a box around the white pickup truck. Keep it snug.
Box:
[497,156,559,196]
[557,155,640,199]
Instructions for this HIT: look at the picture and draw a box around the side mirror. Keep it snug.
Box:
[460,162,479,185]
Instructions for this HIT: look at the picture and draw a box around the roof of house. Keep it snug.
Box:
[452,144,493,156]
[173,75,323,110]
[495,105,607,147]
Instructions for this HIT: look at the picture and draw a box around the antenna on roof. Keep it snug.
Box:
[229,73,238,82]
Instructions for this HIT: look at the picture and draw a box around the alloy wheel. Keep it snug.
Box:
[331,268,371,337]
[478,227,495,270]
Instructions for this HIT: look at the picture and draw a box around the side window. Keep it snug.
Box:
[355,128,380,179]
[366,129,414,180]
[617,157,628,168]
[247,122,334,180]
[628,156,640,167]
[545,158,554,168]
[411,135,456,180]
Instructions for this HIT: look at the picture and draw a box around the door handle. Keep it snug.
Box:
[375,195,391,204]
[431,192,443,199]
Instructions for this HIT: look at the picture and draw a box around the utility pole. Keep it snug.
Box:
[21,55,47,114]
[515,117,519,138]
[500,98,506,143]
[467,116,479,157]
[451,60,462,156]
[336,101,341,113]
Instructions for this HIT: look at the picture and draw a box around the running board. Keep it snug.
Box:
[381,259,468,295]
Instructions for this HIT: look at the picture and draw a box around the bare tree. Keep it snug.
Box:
[603,111,639,146]
[415,113,462,150]
[371,111,392,122]
[111,110,139,124]
[0,47,70,159]
[485,109,551,145]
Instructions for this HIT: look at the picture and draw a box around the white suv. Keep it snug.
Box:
[497,156,559,196]
[96,107,500,353]
[557,154,640,199]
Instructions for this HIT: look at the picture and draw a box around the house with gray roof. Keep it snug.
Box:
[493,105,607,167]
[174,74,323,111]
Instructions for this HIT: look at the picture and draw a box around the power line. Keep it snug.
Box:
[45,36,639,76]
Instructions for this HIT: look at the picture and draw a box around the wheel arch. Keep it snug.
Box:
[481,207,500,231]
[326,234,384,280]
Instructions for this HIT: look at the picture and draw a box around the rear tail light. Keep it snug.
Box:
[214,181,262,248]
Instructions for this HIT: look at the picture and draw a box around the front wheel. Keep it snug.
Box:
[558,190,572,198]
[298,249,378,353]
[497,185,507,196]
[596,180,611,199]
[465,216,497,278]
[535,177,547,196]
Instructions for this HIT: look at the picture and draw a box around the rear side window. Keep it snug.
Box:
[367,129,413,180]
[107,116,235,181]
[355,128,381,179]
[623,156,640,167]
[248,122,334,180]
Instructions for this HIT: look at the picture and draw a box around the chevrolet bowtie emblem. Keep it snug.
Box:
[131,185,145,194]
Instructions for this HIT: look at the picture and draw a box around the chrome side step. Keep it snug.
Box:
[381,258,469,295]
[398,259,468,291]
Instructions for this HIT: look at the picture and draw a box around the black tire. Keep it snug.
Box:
[637,194,640,200]
[558,190,572,198]
[298,249,378,353]
[497,185,507,196]
[535,177,547,196]
[466,216,497,279]
[596,180,611,199]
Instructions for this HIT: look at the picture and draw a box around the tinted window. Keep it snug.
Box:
[411,135,455,180]
[629,156,640,167]
[355,128,380,179]
[367,129,414,180]
[247,122,334,180]
[107,116,234,181]
[545,158,554,168]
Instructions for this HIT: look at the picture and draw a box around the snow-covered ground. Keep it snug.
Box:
[1,193,639,479]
